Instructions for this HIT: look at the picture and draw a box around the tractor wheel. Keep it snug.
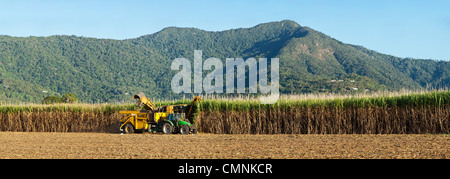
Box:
[162,122,173,134]
[122,123,134,134]
[179,125,189,135]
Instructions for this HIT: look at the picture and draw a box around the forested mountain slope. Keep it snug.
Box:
[0,20,448,103]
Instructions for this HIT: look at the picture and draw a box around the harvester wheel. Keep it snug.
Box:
[179,125,189,135]
[162,123,173,134]
[122,123,134,134]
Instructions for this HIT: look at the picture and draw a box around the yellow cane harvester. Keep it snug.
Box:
[119,92,201,134]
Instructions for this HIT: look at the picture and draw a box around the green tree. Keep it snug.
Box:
[61,93,78,103]
[42,96,61,104]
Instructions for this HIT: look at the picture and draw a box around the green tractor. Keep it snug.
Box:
[156,112,196,134]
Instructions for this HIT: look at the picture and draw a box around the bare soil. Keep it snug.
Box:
[0,132,448,159]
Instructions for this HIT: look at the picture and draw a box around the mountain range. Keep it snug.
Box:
[0,20,448,103]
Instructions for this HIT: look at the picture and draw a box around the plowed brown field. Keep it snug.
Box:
[0,132,448,159]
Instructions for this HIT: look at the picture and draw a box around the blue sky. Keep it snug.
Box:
[0,0,449,60]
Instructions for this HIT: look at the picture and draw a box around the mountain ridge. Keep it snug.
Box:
[0,20,448,103]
